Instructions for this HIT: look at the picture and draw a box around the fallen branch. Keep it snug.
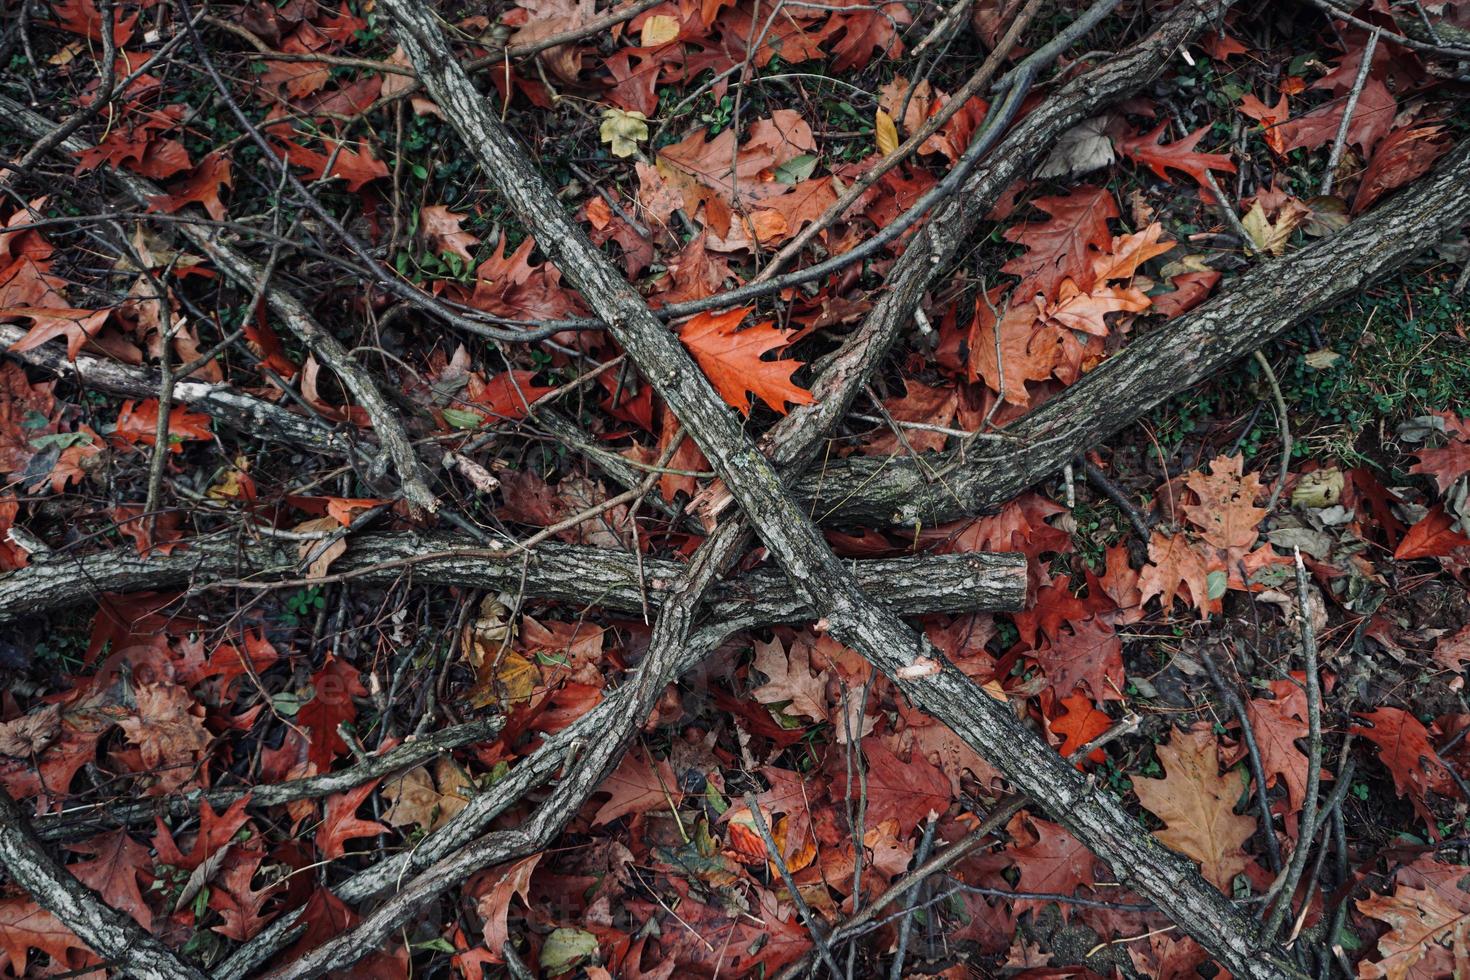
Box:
[0,786,208,980]
[323,3,1303,978]
[794,137,1470,528]
[0,532,1024,624]
[0,96,438,515]
[30,715,503,842]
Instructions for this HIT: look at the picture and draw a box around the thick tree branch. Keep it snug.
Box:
[796,137,1470,527]
[315,3,1304,979]
[0,786,208,980]
[0,531,1024,624]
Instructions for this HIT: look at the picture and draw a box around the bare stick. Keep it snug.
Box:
[745,793,845,977]
[1262,549,1324,941]
[32,716,502,842]
[1320,28,1379,197]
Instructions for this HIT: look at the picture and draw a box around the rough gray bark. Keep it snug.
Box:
[0,94,437,515]
[330,2,1305,978]
[0,532,1024,623]
[0,323,351,457]
[0,786,208,980]
[796,136,1470,528]
[30,716,502,842]
[310,2,1240,928]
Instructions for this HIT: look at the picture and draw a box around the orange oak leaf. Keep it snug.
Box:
[317,779,386,859]
[1132,726,1257,891]
[750,634,829,722]
[3,306,111,360]
[967,286,1062,407]
[419,205,479,263]
[1139,530,1215,615]
[297,654,368,772]
[112,399,213,452]
[153,796,251,872]
[1278,77,1395,156]
[678,307,815,417]
[1005,814,1098,921]
[117,681,212,795]
[1237,93,1289,155]
[1395,505,1470,560]
[1183,454,1267,550]
[1050,693,1111,765]
[1357,885,1470,979]
[1034,615,1124,703]
[1228,678,1322,815]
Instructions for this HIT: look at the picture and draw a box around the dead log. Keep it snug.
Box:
[345,2,1305,978]
[0,786,208,980]
[0,532,1025,624]
[797,136,1470,528]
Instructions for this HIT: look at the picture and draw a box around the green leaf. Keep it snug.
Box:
[1206,569,1228,600]
[774,154,817,185]
[29,431,93,450]
[539,928,598,975]
[271,692,301,717]
[441,408,483,430]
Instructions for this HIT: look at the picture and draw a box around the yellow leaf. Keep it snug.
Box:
[875,109,899,156]
[600,108,649,159]
[639,14,680,46]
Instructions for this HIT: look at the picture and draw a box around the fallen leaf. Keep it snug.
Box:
[1132,726,1257,890]
[678,307,815,416]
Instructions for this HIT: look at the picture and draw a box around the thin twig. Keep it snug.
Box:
[1262,549,1324,942]
[888,811,940,979]
[745,793,845,978]
[1253,350,1293,514]
[1080,455,1154,543]
[1320,29,1379,197]
[1202,645,1283,873]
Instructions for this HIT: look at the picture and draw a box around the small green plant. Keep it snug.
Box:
[280,587,326,626]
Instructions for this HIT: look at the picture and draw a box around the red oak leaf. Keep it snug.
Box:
[1116,121,1236,192]
[1353,707,1456,830]
[296,655,368,772]
[678,307,815,417]
[591,746,684,826]
[66,831,154,930]
[1001,186,1118,304]
[317,779,386,859]
[1409,413,1470,494]
[146,151,233,222]
[0,899,95,975]
[833,734,949,836]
